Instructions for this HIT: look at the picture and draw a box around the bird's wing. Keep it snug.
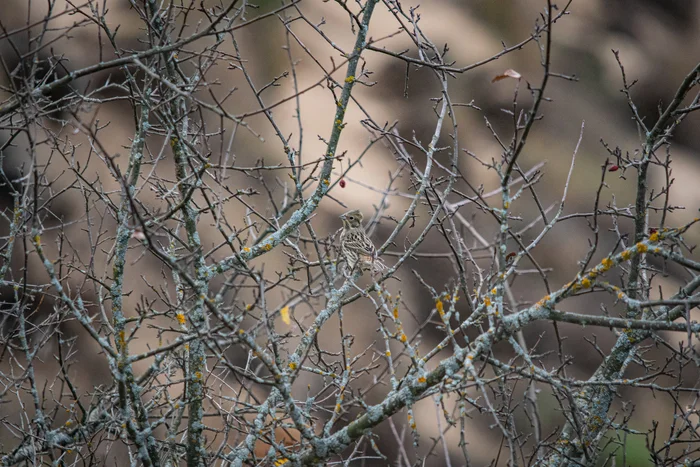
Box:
[348,230,376,256]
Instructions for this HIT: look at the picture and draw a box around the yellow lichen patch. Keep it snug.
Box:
[436,300,444,316]
[483,297,492,307]
[581,278,592,289]
[400,333,407,343]
[393,307,399,319]
[417,376,426,384]
[385,351,391,357]
[601,257,613,270]
[649,232,660,242]
[621,250,631,261]
[345,76,355,83]
[289,362,297,370]
[243,247,251,253]
[491,288,497,295]
[264,243,273,251]
[636,242,648,253]
[176,313,186,325]
[617,292,624,299]
[407,414,417,429]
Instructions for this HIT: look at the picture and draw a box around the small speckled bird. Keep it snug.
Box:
[339,209,385,275]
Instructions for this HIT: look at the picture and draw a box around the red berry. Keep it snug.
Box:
[608,165,619,172]
[339,179,346,188]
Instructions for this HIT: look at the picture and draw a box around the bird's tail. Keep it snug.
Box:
[371,257,387,274]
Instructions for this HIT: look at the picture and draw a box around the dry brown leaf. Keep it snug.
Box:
[492,69,522,83]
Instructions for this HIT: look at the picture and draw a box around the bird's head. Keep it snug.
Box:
[340,209,363,229]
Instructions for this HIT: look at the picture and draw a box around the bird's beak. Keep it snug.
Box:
[339,213,346,220]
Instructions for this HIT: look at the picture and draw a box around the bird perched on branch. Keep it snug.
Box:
[339,209,385,276]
